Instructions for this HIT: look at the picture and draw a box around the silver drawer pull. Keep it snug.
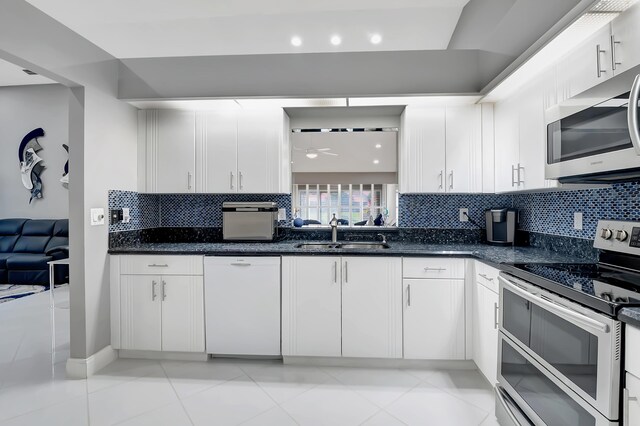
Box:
[148,264,169,267]
[424,267,446,271]
[162,280,167,301]
[494,303,499,329]
[230,262,251,266]
[478,273,495,281]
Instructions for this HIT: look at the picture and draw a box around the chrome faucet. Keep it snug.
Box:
[377,233,387,244]
[330,214,339,243]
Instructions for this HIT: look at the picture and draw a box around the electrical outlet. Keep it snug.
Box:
[574,212,583,230]
[459,208,469,222]
[122,208,131,223]
[278,208,286,221]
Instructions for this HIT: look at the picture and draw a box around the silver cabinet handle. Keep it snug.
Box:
[438,170,443,189]
[448,171,453,190]
[344,261,348,283]
[162,280,166,301]
[624,388,639,426]
[628,74,640,155]
[334,261,337,283]
[424,267,446,271]
[187,172,192,190]
[239,171,243,190]
[478,273,494,282]
[611,35,621,71]
[517,163,524,185]
[407,284,411,307]
[230,262,251,266]
[511,165,517,187]
[230,171,234,190]
[148,264,169,267]
[152,280,157,301]
[494,302,499,329]
[596,44,607,78]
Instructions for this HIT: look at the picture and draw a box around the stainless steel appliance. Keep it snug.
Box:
[222,202,278,241]
[485,208,518,245]
[495,219,640,426]
[545,71,640,183]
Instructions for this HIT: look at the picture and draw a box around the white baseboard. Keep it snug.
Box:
[283,356,476,370]
[66,345,118,379]
[118,350,208,362]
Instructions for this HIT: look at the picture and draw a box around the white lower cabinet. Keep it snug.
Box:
[472,261,500,384]
[341,257,402,359]
[626,372,640,426]
[282,256,402,359]
[111,255,205,353]
[403,278,465,359]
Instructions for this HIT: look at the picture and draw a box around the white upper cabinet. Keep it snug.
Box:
[140,107,290,194]
[610,2,640,76]
[142,110,196,193]
[494,98,520,193]
[556,24,612,101]
[399,106,446,193]
[400,105,483,193]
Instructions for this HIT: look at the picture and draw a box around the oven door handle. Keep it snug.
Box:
[499,276,610,334]
[628,74,640,155]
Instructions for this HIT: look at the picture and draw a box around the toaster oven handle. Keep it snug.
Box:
[499,276,610,334]
[628,74,640,155]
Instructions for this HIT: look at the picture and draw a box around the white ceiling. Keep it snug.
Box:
[24,0,470,58]
[0,58,56,86]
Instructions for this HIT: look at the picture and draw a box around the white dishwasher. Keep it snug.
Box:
[204,256,281,356]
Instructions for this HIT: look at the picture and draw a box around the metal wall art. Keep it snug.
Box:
[60,144,69,186]
[18,128,45,203]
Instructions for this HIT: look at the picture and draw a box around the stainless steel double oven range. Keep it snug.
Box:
[496,220,640,426]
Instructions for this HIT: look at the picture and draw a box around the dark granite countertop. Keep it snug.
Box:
[619,308,640,328]
[108,241,592,265]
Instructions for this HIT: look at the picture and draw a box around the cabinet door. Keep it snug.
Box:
[120,275,162,351]
[473,282,499,383]
[156,110,196,193]
[399,106,446,193]
[627,372,640,426]
[494,99,520,193]
[342,257,402,358]
[161,275,205,353]
[517,81,547,191]
[202,110,238,193]
[556,25,612,100]
[282,257,342,357]
[237,108,286,193]
[403,279,465,360]
[445,105,482,193]
[611,3,640,76]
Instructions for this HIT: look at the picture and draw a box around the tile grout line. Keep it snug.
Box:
[157,360,196,426]
[419,373,494,417]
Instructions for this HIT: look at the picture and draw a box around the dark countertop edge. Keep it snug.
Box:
[619,308,640,328]
[107,249,481,258]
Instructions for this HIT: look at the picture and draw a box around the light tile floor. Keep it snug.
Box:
[0,287,499,425]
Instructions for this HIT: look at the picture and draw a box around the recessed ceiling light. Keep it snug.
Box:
[291,36,302,47]
[375,144,382,148]
[330,35,342,46]
[373,159,380,164]
[370,34,382,45]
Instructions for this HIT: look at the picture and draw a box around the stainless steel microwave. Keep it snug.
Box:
[545,70,640,183]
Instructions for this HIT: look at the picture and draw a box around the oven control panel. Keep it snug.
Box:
[594,220,640,254]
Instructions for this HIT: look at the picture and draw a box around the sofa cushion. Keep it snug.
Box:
[0,253,16,269]
[13,220,57,254]
[45,220,69,254]
[6,254,53,270]
[8,270,48,285]
[0,219,27,253]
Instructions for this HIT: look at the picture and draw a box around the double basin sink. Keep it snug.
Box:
[295,242,390,250]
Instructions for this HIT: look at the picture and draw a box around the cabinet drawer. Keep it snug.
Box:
[627,324,640,378]
[403,258,465,279]
[119,255,203,276]
[475,261,500,294]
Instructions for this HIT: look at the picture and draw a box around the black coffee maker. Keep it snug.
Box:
[485,208,518,245]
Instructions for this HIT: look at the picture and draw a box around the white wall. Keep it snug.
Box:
[0,84,69,219]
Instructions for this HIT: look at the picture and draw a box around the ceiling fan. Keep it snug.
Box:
[293,146,338,159]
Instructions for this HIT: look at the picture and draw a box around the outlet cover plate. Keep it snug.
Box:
[91,208,105,226]
[574,212,583,230]
[459,208,469,222]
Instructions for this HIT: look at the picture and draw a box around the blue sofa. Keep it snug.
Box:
[0,219,69,286]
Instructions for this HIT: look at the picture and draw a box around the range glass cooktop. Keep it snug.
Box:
[505,262,640,315]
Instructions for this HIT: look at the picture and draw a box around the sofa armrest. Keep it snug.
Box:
[45,245,69,258]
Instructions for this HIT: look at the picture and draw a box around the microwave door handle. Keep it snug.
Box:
[499,276,610,334]
[628,74,640,155]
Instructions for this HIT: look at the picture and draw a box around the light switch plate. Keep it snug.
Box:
[574,212,583,230]
[459,208,469,222]
[122,208,131,223]
[90,208,105,226]
[278,208,286,221]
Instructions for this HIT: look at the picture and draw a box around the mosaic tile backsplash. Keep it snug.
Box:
[110,181,640,241]
[108,190,291,232]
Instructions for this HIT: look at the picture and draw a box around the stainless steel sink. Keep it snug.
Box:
[339,242,390,249]
[295,242,390,250]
